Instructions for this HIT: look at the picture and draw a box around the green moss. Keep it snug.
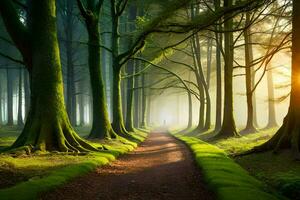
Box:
[0,129,148,200]
[236,151,300,200]
[173,134,284,200]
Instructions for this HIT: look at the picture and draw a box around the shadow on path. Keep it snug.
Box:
[42,131,214,200]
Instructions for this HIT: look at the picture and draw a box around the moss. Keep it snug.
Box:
[236,151,300,200]
[173,134,284,200]
[0,129,147,200]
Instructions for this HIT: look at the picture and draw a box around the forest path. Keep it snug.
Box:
[42,131,214,200]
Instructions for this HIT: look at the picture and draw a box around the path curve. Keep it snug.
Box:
[42,131,214,200]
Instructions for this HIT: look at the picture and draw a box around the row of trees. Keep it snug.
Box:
[0,0,299,157]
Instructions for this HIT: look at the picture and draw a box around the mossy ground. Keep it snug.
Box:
[202,128,300,200]
[173,134,283,200]
[0,126,147,200]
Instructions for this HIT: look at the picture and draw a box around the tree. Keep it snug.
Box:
[0,0,99,152]
[265,65,277,129]
[241,12,257,134]
[17,68,24,127]
[125,60,135,131]
[77,0,116,139]
[6,68,13,126]
[216,0,239,138]
[250,0,299,158]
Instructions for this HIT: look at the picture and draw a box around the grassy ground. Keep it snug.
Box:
[209,128,300,200]
[0,126,148,200]
[173,134,282,200]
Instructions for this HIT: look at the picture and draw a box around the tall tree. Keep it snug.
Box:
[6,69,13,126]
[77,0,116,139]
[251,0,299,158]
[17,68,24,127]
[0,0,98,152]
[125,60,135,131]
[61,0,77,126]
[216,0,239,138]
[265,66,277,128]
[241,13,256,133]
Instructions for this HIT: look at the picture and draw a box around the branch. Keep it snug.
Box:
[76,0,88,18]
[0,51,25,65]
[0,0,31,69]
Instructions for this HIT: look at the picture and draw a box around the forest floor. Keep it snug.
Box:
[209,128,300,200]
[42,131,214,200]
[0,126,146,199]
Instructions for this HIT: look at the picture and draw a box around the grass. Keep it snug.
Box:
[173,134,284,200]
[207,128,300,200]
[212,128,278,155]
[0,126,148,200]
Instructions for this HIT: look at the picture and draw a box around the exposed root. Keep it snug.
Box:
[7,115,102,154]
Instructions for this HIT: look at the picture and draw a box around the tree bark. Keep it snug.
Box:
[6,69,13,126]
[252,0,300,158]
[4,0,99,152]
[110,0,128,135]
[125,60,135,131]
[140,72,147,128]
[65,0,76,126]
[17,69,24,127]
[216,0,238,138]
[241,13,256,134]
[24,69,30,119]
[76,0,116,138]
[214,0,222,131]
[265,66,277,128]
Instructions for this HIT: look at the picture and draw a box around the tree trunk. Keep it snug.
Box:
[110,2,128,135]
[214,0,222,131]
[24,70,30,119]
[187,91,193,129]
[6,69,13,126]
[65,0,76,126]
[125,60,135,131]
[84,13,116,139]
[265,66,277,128]
[216,0,238,138]
[252,0,300,158]
[206,38,212,89]
[133,65,140,128]
[17,69,24,127]
[140,72,147,128]
[10,0,99,152]
[112,67,128,135]
[79,94,85,126]
[241,13,256,134]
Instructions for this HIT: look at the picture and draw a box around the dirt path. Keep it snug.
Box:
[42,131,214,200]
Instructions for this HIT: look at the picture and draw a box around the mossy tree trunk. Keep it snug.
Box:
[77,0,116,139]
[1,0,99,152]
[110,0,129,135]
[187,90,193,129]
[216,0,239,138]
[253,0,300,158]
[125,60,135,132]
[140,72,147,128]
